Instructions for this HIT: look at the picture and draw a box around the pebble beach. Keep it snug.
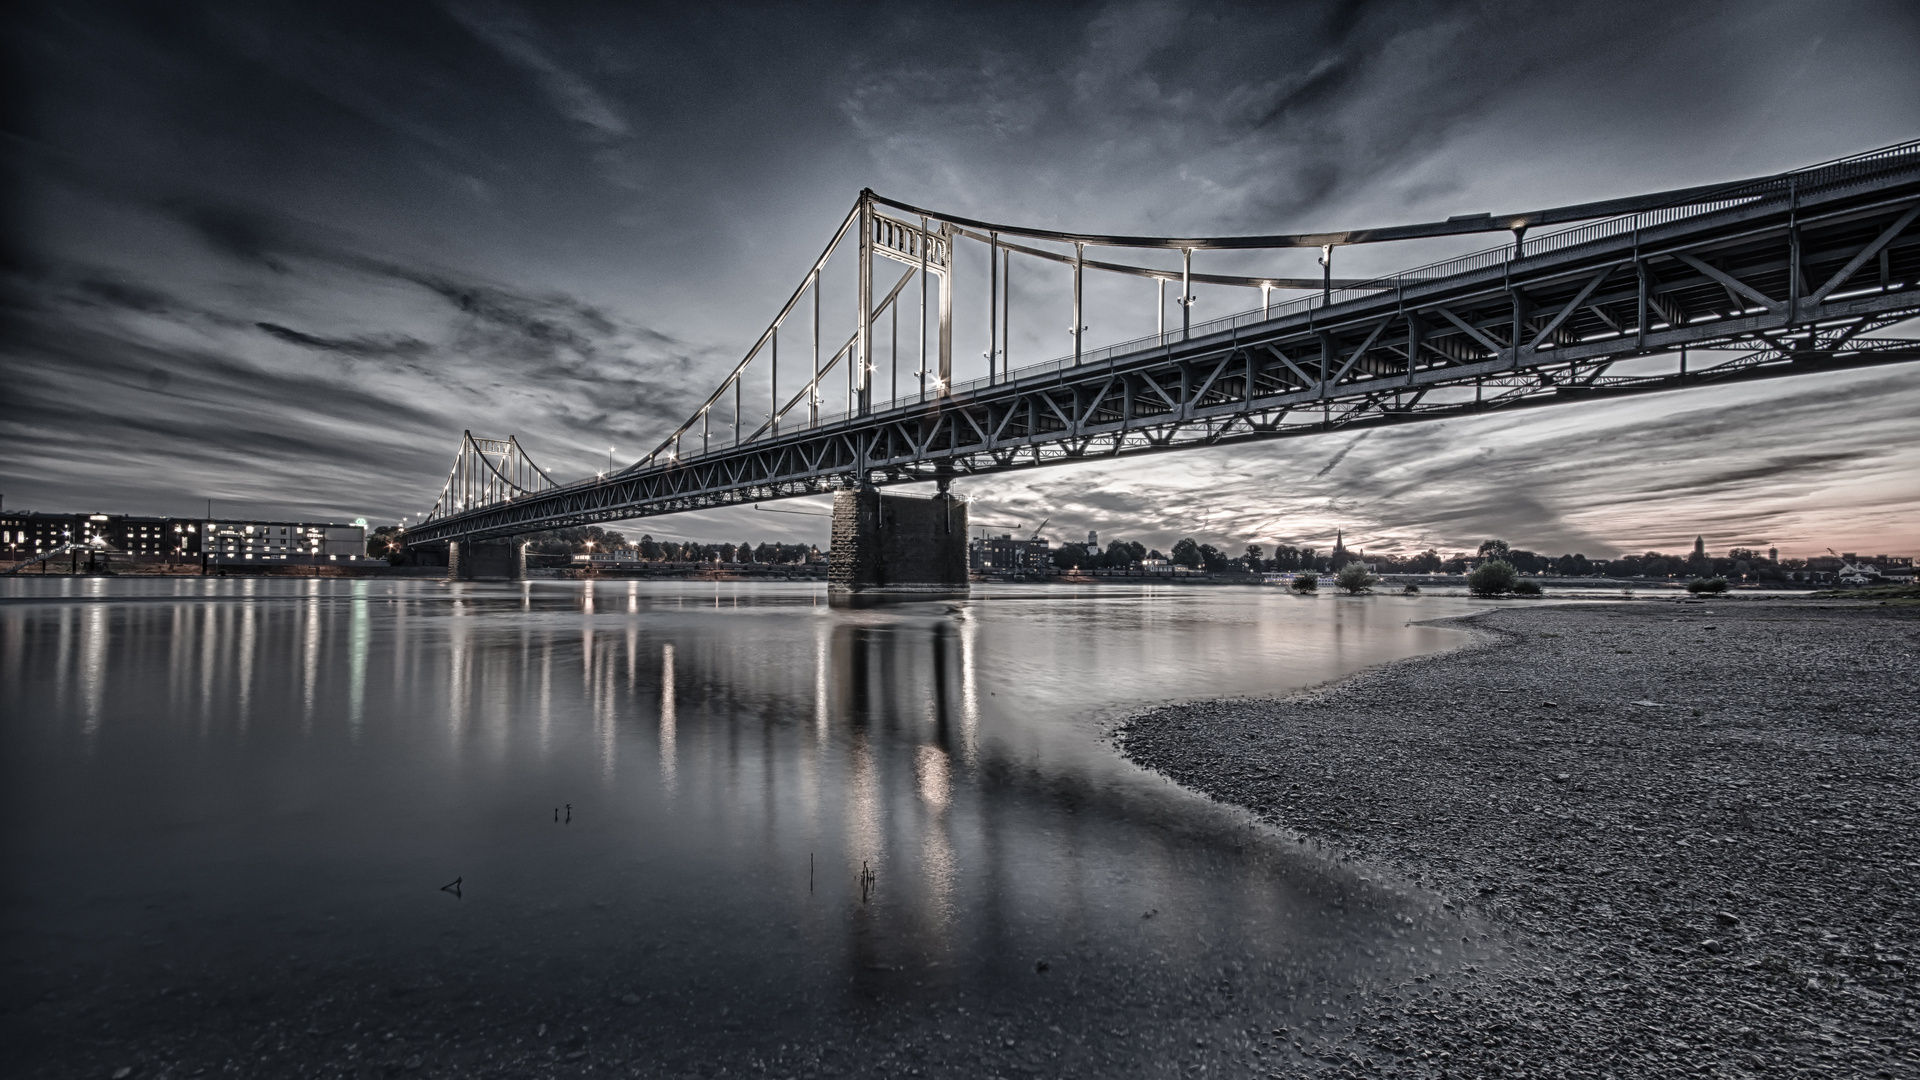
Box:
[1120,599,1919,1078]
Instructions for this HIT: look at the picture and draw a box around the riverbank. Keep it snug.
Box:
[1120,600,1919,1078]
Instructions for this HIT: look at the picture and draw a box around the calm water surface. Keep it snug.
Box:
[2,578,1499,1075]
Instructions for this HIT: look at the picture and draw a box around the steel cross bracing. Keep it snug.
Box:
[404,140,1920,545]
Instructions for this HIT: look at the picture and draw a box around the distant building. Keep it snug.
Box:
[204,519,366,561]
[575,551,639,565]
[970,534,1051,576]
[1,510,200,559]
[1835,555,1915,583]
[2,511,82,557]
[2,510,367,566]
[1832,553,1913,572]
[1792,553,1915,584]
[1836,561,1881,586]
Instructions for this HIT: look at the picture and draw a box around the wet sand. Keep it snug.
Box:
[1121,600,1920,1078]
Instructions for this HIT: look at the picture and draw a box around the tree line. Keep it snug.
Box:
[1049,534,1804,581]
[1049,537,1334,572]
[1437,539,1797,581]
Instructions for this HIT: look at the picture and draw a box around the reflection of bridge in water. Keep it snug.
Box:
[1,577,1496,1069]
[404,141,1920,584]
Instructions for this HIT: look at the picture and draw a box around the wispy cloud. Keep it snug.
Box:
[445,1,629,141]
[0,188,714,520]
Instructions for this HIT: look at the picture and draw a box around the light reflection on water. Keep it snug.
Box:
[2,577,1501,1066]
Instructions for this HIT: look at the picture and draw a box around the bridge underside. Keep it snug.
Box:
[404,146,1920,546]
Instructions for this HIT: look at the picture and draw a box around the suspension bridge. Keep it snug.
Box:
[403,139,1920,575]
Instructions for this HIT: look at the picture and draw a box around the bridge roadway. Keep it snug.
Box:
[403,141,1920,546]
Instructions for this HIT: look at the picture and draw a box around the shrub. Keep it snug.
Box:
[1290,572,1319,593]
[1335,562,1378,594]
[1402,583,1421,595]
[1467,559,1518,596]
[1512,579,1543,596]
[1687,576,1729,594]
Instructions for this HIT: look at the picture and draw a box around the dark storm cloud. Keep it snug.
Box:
[837,0,1715,232]
[444,1,631,143]
[75,278,182,316]
[1,0,1916,546]
[140,190,679,381]
[1312,432,1370,479]
[167,200,290,272]
[255,323,431,357]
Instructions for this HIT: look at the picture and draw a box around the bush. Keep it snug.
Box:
[1402,583,1421,595]
[1467,559,1518,596]
[1687,576,1729,594]
[1290,571,1319,593]
[1512,579,1543,596]
[1335,562,1378,594]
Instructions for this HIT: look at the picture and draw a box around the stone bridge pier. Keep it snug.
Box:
[448,540,525,581]
[828,486,969,606]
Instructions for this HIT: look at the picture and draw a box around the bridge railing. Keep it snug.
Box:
[934,136,1920,396]
[1363,137,1920,290]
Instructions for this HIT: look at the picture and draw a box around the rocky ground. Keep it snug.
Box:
[1121,599,1920,1078]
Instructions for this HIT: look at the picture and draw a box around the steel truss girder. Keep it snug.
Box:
[405,156,1920,545]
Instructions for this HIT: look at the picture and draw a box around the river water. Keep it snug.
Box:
[1,578,1500,1076]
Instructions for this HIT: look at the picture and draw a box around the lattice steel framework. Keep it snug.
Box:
[404,140,1920,545]
[422,432,560,524]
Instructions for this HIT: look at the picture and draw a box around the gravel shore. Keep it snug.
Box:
[1120,600,1920,1078]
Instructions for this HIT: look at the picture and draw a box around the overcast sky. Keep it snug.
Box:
[4,0,1918,558]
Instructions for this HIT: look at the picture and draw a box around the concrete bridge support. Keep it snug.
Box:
[828,487,968,605]
[448,540,524,581]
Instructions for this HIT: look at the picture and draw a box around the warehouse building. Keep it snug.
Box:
[2,509,367,565]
